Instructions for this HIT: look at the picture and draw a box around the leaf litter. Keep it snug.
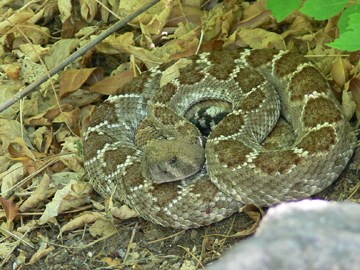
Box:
[0,0,359,269]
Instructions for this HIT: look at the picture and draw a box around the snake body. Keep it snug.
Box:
[83,49,356,229]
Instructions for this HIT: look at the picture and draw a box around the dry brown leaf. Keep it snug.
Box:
[96,32,135,54]
[44,39,80,69]
[227,28,285,49]
[0,83,23,119]
[342,89,356,120]
[60,211,103,233]
[25,104,74,126]
[17,220,38,234]
[53,107,81,135]
[1,63,21,80]
[31,126,53,154]
[331,57,352,87]
[0,119,23,150]
[6,138,40,177]
[19,44,50,62]
[58,0,73,23]
[0,163,24,198]
[167,5,203,27]
[0,10,34,34]
[96,32,165,68]
[38,181,92,225]
[9,22,50,46]
[59,68,103,98]
[0,197,18,223]
[282,15,315,39]
[139,2,172,36]
[88,219,117,237]
[89,70,134,95]
[203,2,238,41]
[120,0,173,35]
[27,245,55,265]
[19,174,51,212]
[58,152,84,173]
[101,257,122,268]
[242,0,267,21]
[26,236,54,265]
[349,77,360,108]
[79,0,99,23]
[7,137,37,161]
[110,205,138,220]
[226,205,264,238]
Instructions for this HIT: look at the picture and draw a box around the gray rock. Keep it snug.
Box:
[207,200,360,270]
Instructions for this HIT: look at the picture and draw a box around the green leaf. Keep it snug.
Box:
[338,4,360,33]
[349,13,360,31]
[326,30,360,51]
[300,0,348,20]
[267,0,302,22]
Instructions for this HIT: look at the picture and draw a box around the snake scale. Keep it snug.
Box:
[83,49,356,229]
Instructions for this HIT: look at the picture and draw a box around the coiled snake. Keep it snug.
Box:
[83,49,356,229]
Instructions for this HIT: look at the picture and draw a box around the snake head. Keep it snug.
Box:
[141,138,205,183]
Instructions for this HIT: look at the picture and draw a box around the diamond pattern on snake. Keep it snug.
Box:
[83,49,356,229]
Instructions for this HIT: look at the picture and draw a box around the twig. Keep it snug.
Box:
[0,0,160,113]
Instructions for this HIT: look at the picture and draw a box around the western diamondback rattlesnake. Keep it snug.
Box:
[83,49,356,229]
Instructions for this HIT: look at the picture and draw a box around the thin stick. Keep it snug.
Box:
[0,0,160,113]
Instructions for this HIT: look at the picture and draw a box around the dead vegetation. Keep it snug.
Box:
[0,0,359,269]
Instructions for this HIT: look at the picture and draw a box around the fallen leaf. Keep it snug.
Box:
[19,174,51,212]
[38,181,92,225]
[110,205,138,220]
[60,211,103,233]
[88,70,134,95]
[331,57,352,87]
[88,218,117,237]
[59,68,103,98]
[0,197,19,223]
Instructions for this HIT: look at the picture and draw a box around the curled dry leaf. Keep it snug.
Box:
[342,90,356,121]
[1,63,21,80]
[25,104,74,126]
[27,240,55,265]
[80,0,99,23]
[7,137,37,161]
[167,5,203,27]
[0,197,19,223]
[60,211,103,233]
[0,83,23,119]
[0,119,23,149]
[331,57,352,87]
[89,70,134,95]
[88,219,118,238]
[110,205,138,221]
[0,10,34,34]
[59,68,104,98]
[101,257,122,268]
[31,126,53,154]
[227,205,264,238]
[38,181,93,225]
[227,28,285,50]
[44,39,80,69]
[120,0,173,35]
[19,174,51,212]
[0,163,25,198]
[349,77,360,109]
[7,138,41,175]
[17,220,38,233]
